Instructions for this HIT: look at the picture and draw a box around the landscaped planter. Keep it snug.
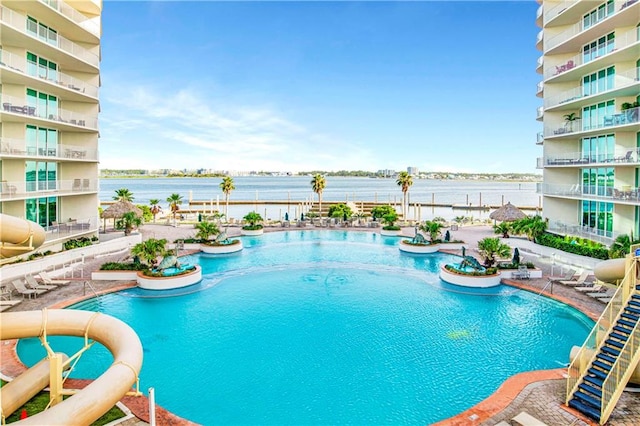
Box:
[200,240,244,254]
[380,229,402,237]
[399,240,440,254]
[499,268,543,279]
[439,265,502,288]
[241,228,264,236]
[91,270,139,281]
[437,242,467,251]
[136,265,202,290]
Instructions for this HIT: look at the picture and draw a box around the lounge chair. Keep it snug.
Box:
[548,269,576,284]
[39,271,71,285]
[587,289,615,300]
[10,279,42,299]
[576,284,602,293]
[559,270,590,286]
[511,411,549,426]
[25,275,56,291]
[0,299,22,307]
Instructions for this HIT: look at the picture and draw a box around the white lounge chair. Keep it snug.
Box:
[39,271,71,285]
[559,270,590,286]
[10,280,41,299]
[576,283,602,293]
[511,411,549,426]
[548,269,576,284]
[25,275,56,291]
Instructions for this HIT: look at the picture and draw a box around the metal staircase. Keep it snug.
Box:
[566,245,640,424]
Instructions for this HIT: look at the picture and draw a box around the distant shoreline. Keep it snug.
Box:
[99,175,542,182]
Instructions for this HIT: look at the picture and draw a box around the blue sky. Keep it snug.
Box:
[99,1,541,174]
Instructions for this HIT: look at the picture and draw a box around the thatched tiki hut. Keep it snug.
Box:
[101,200,143,233]
[489,202,527,222]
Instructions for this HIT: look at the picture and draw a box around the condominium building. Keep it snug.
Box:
[536,0,640,244]
[0,0,102,253]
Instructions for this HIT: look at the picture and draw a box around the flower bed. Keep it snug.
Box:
[439,265,501,288]
[137,265,202,290]
[398,240,440,254]
[201,239,244,254]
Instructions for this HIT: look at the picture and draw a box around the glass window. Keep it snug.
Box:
[26,197,58,227]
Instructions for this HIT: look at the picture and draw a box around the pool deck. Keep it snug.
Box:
[1,223,639,425]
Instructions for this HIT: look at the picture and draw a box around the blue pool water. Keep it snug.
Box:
[17,231,593,424]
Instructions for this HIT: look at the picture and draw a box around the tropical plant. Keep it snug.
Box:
[194,220,220,242]
[118,211,143,236]
[381,211,399,230]
[220,177,235,220]
[511,215,547,241]
[310,174,326,218]
[494,222,512,238]
[149,199,162,223]
[131,238,168,268]
[137,204,153,222]
[609,233,639,259]
[396,171,413,220]
[327,203,353,219]
[419,220,443,243]
[242,211,264,230]
[166,193,183,224]
[371,204,396,220]
[477,237,511,268]
[563,112,580,131]
[112,188,134,202]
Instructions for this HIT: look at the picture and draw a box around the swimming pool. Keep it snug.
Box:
[18,231,593,424]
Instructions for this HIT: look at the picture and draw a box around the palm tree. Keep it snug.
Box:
[113,188,134,202]
[119,211,143,236]
[195,220,220,242]
[149,199,162,223]
[419,220,443,243]
[131,238,168,268]
[219,177,235,220]
[477,237,511,268]
[166,193,183,225]
[396,171,413,220]
[310,174,326,218]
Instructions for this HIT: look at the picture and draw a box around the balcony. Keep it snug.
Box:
[536,81,544,97]
[536,157,544,169]
[542,147,640,167]
[547,220,616,244]
[0,137,98,162]
[544,106,640,137]
[0,5,99,68]
[536,132,544,145]
[543,28,639,80]
[538,183,639,205]
[545,0,639,52]
[1,94,98,130]
[536,106,544,120]
[536,30,543,50]
[0,49,98,99]
[0,178,97,202]
[43,215,99,242]
[38,0,100,38]
[536,56,544,74]
[544,67,640,109]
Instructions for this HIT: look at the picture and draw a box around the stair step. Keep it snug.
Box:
[621,312,639,322]
[601,346,620,356]
[605,339,624,349]
[584,375,603,388]
[574,390,602,409]
[618,318,637,328]
[579,382,603,398]
[613,325,631,335]
[610,332,629,342]
[628,300,640,308]
[626,306,640,315]
[593,360,612,372]
[568,398,601,422]
[588,367,607,380]
[596,352,616,364]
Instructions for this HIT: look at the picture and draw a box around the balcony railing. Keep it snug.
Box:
[537,106,544,119]
[0,49,98,98]
[543,0,574,25]
[544,106,640,137]
[0,5,99,68]
[545,0,636,51]
[539,183,640,204]
[43,215,99,241]
[0,178,97,201]
[547,220,616,244]
[0,137,98,161]
[39,0,100,37]
[1,94,98,129]
[536,132,544,145]
[542,147,640,167]
[536,157,544,169]
[544,28,639,80]
[536,81,544,96]
[545,67,640,108]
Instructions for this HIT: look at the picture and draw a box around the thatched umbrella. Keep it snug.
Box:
[101,200,142,232]
[489,202,527,222]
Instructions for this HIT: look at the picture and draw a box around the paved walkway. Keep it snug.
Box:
[2,223,639,425]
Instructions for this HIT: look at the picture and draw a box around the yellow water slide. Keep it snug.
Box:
[0,213,46,259]
[594,258,627,283]
[0,309,143,425]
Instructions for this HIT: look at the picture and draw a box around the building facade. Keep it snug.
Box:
[0,0,102,252]
[536,0,640,244]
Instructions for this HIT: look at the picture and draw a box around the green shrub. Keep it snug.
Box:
[382,225,401,231]
[99,262,147,271]
[496,262,536,270]
[63,237,93,250]
[535,232,609,260]
[444,265,498,276]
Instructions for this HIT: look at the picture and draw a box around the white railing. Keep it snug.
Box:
[548,220,618,242]
[545,0,635,51]
[544,28,639,79]
[536,157,544,169]
[543,147,640,166]
[39,0,100,38]
[536,56,544,70]
[0,49,98,98]
[0,5,99,68]
[544,106,640,137]
[0,178,98,201]
[536,30,543,46]
[539,183,639,203]
[545,68,640,108]
[537,106,544,119]
[543,0,575,25]
[536,81,544,95]
[536,132,544,145]
[1,94,98,129]
[0,137,98,161]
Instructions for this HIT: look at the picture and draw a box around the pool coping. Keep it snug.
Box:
[1,277,599,426]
